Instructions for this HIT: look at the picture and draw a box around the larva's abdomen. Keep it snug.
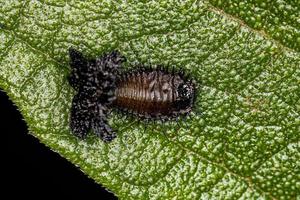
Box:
[115,71,172,117]
[114,70,186,118]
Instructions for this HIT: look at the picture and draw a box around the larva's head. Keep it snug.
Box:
[174,78,196,113]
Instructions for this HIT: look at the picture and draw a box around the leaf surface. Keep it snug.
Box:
[0,0,299,199]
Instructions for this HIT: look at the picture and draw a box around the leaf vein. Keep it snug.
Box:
[206,3,298,53]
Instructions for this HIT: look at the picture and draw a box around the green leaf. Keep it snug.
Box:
[0,0,299,199]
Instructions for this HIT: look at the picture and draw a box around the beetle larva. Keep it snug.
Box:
[68,48,196,142]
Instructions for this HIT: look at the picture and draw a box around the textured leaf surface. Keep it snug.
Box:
[0,0,299,199]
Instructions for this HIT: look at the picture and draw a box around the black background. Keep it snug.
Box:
[0,90,117,199]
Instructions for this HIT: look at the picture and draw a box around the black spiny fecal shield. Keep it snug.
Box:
[68,48,196,142]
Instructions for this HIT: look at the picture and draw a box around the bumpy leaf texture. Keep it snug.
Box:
[0,0,299,199]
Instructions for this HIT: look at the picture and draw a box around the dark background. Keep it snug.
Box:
[0,90,117,199]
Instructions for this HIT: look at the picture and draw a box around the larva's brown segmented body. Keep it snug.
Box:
[68,48,197,142]
[115,69,195,119]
